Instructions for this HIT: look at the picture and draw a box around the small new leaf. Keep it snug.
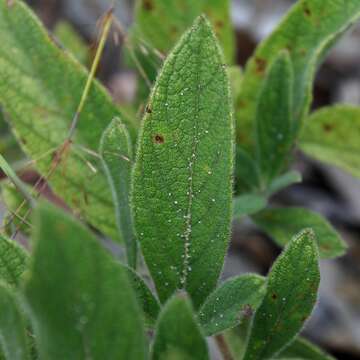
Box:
[243,229,320,360]
[267,170,302,197]
[132,16,233,308]
[199,274,266,336]
[233,195,267,219]
[256,51,294,184]
[23,203,147,359]
[253,207,347,259]
[300,105,360,178]
[151,294,209,360]
[0,283,30,360]
[100,118,137,267]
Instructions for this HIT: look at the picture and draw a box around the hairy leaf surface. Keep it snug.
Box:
[132,16,233,308]
[23,203,147,359]
[125,266,160,327]
[100,118,137,267]
[151,294,209,360]
[243,230,320,360]
[0,284,29,360]
[300,105,360,178]
[256,52,294,184]
[236,0,360,149]
[253,207,347,259]
[0,0,134,241]
[0,235,28,287]
[199,274,266,336]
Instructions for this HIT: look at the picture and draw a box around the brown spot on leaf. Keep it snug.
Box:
[323,123,334,132]
[83,191,89,205]
[154,134,164,144]
[271,293,278,300]
[143,0,154,11]
[255,57,267,75]
[145,105,152,114]
[303,4,311,17]
[170,26,178,35]
[215,20,224,30]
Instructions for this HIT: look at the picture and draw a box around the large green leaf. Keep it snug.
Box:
[236,0,360,149]
[23,203,147,359]
[151,294,209,360]
[199,274,266,336]
[0,283,29,360]
[100,118,137,267]
[133,0,234,64]
[0,235,28,287]
[0,0,134,241]
[132,16,233,308]
[253,207,347,259]
[300,105,360,178]
[243,229,320,360]
[255,51,294,185]
[277,337,335,360]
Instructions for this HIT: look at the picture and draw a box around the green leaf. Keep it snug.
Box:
[1,182,31,237]
[253,207,347,259]
[151,294,209,360]
[228,65,243,102]
[0,235,28,287]
[267,170,302,196]
[255,51,294,184]
[235,147,260,193]
[300,105,360,178]
[276,337,335,360]
[243,229,320,360]
[199,274,266,336]
[54,21,89,65]
[236,0,360,149]
[0,0,134,242]
[0,283,30,360]
[125,266,160,327]
[132,16,233,308]
[233,195,267,219]
[133,0,235,64]
[100,118,137,268]
[0,155,33,206]
[23,203,147,359]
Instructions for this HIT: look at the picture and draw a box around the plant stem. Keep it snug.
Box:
[215,334,234,360]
